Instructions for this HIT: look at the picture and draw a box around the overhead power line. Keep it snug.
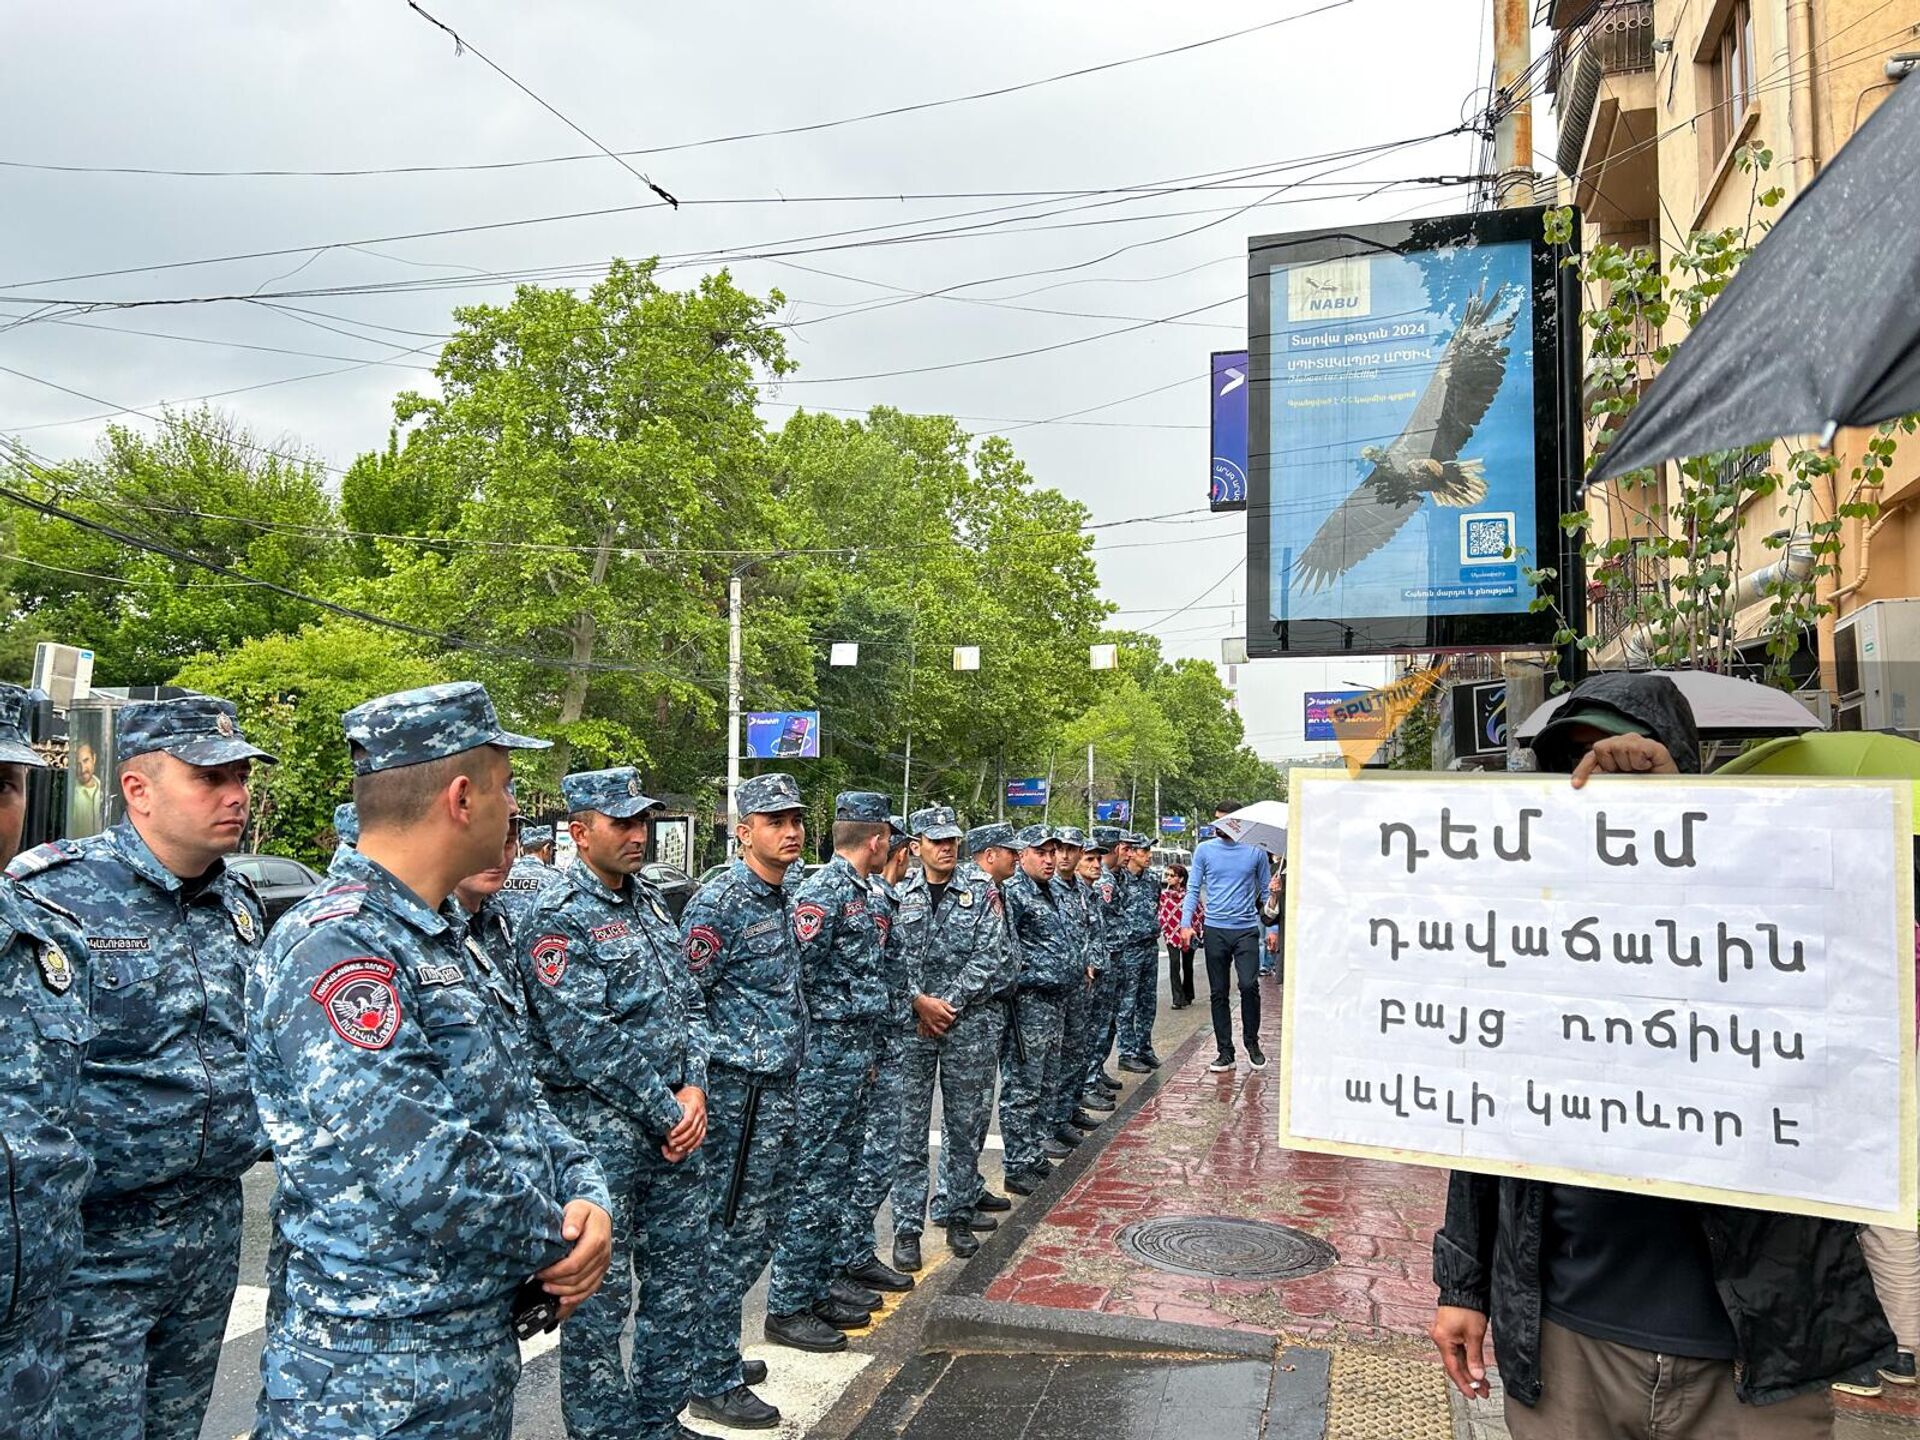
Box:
[2,1,1359,181]
[398,0,679,208]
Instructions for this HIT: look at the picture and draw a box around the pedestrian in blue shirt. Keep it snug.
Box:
[1179,802,1280,1072]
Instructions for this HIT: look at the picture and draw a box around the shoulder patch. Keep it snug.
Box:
[989,889,1004,916]
[793,901,829,944]
[685,924,722,971]
[309,956,402,1050]
[300,883,369,927]
[530,934,569,987]
[5,840,81,881]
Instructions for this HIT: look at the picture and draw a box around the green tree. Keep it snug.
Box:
[172,621,450,864]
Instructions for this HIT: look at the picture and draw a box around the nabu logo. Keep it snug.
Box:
[1287,258,1372,322]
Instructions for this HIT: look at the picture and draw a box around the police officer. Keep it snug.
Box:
[836,815,917,1297]
[680,773,804,1427]
[1116,833,1164,1071]
[1084,827,1131,1082]
[1070,838,1120,1114]
[249,681,611,1440]
[517,767,712,1440]
[0,684,93,1440]
[999,824,1078,1196]
[890,816,1020,1268]
[498,822,559,928]
[1046,826,1104,1138]
[7,696,271,1440]
[767,793,892,1347]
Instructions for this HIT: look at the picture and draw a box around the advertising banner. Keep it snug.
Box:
[1279,771,1917,1225]
[1095,800,1132,823]
[1210,349,1249,513]
[1159,816,1188,834]
[1246,208,1577,657]
[1005,778,1049,809]
[1303,689,1371,742]
[743,711,820,760]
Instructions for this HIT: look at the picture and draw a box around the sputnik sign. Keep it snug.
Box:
[1279,771,1917,1226]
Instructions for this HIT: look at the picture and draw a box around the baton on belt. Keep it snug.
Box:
[721,1075,764,1229]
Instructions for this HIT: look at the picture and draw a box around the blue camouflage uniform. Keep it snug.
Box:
[331,801,359,847]
[249,681,606,1440]
[497,824,559,929]
[1045,827,1100,1134]
[838,816,914,1275]
[0,686,94,1440]
[516,767,709,1440]
[1083,829,1129,1087]
[892,817,1020,1240]
[8,696,273,1440]
[680,774,807,1401]
[1116,834,1164,1062]
[998,826,1078,1188]
[768,793,892,1319]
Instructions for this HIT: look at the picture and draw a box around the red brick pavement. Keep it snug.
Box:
[985,1031,1448,1343]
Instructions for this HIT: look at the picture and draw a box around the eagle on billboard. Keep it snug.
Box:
[1293,283,1519,592]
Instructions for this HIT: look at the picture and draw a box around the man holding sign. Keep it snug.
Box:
[1424,674,1893,1438]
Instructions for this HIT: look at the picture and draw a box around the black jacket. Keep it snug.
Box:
[1433,673,1896,1407]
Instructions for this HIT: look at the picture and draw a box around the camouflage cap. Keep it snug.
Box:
[332,802,359,846]
[736,772,804,817]
[118,695,277,767]
[966,821,1026,857]
[887,814,912,851]
[1013,823,1056,849]
[909,805,963,842]
[1090,825,1125,848]
[519,823,554,849]
[343,682,548,775]
[1125,831,1153,848]
[835,791,893,823]
[1053,825,1088,850]
[0,683,46,770]
[561,766,663,820]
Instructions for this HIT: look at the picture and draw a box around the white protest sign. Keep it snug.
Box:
[1278,770,1916,1226]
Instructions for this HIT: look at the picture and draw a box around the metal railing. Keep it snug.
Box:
[1552,1,1657,137]
[1586,541,1668,647]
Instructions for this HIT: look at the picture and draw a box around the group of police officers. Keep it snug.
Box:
[0,677,1174,1440]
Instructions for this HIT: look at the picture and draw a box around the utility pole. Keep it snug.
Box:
[1492,0,1535,208]
[726,571,743,853]
[1086,744,1095,831]
[1152,773,1160,840]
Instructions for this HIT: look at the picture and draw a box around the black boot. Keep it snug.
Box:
[946,1221,981,1258]
[1082,1091,1117,1112]
[1069,1109,1101,1131]
[813,1297,873,1330]
[765,1310,848,1352]
[846,1255,915,1292]
[742,1359,768,1386]
[892,1234,922,1272]
[964,1212,999,1233]
[1004,1169,1043,1196]
[1044,1137,1074,1159]
[975,1190,1012,1213]
[828,1277,881,1310]
[688,1385,780,1430]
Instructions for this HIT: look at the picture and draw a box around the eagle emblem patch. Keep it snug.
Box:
[37,944,72,995]
[310,957,401,1050]
[232,907,257,943]
[531,935,570,987]
[793,902,828,943]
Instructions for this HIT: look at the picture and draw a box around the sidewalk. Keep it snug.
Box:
[853,971,1920,1439]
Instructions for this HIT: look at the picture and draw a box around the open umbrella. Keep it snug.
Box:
[1514,669,1823,742]
[1716,731,1920,833]
[1213,799,1288,858]
[1594,73,1920,480]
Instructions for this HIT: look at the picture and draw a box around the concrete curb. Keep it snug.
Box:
[923,1294,1278,1358]
[941,1019,1213,1303]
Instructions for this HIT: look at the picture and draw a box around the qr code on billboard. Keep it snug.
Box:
[1460,512,1516,564]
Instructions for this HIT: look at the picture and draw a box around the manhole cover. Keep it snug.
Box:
[1116,1216,1337,1281]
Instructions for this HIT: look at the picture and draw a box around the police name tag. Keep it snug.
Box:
[420,960,466,987]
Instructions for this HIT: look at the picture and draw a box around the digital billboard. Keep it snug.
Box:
[744,711,819,759]
[1094,800,1131,823]
[1210,349,1249,512]
[1245,208,1579,657]
[1005,777,1048,808]
[1303,689,1370,742]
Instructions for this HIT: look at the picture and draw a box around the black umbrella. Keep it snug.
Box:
[1594,74,1920,481]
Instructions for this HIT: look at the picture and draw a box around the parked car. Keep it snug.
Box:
[640,862,699,923]
[227,853,324,924]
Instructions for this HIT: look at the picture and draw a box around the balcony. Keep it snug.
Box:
[1549,1,1659,231]
[1586,541,1669,653]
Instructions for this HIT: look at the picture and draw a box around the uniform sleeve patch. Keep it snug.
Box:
[309,957,402,1050]
[989,889,1004,916]
[685,924,722,971]
[531,934,570,987]
[793,902,828,943]
[875,915,892,946]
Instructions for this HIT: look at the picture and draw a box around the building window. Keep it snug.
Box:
[1702,0,1756,160]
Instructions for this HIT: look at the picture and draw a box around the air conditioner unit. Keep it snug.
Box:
[30,642,95,710]
[1833,599,1920,736]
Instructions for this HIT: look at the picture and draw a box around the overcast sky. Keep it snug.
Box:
[1,0,1505,759]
